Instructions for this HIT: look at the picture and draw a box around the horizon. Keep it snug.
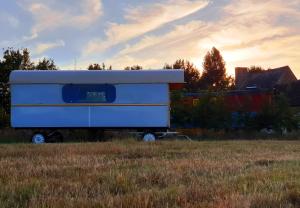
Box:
[1,0,299,78]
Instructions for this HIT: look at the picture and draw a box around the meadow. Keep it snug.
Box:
[0,140,299,208]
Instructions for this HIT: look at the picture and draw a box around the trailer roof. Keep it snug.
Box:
[10,70,184,84]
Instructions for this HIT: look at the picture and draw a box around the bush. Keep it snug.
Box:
[170,90,194,127]
[171,91,298,133]
[171,91,231,130]
[192,93,231,130]
[253,94,298,133]
[0,107,10,128]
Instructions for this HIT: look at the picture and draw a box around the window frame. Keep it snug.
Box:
[62,84,116,103]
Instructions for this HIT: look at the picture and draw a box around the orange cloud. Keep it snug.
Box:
[99,0,300,78]
[83,0,209,56]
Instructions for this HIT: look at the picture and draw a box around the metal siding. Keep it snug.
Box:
[115,84,168,104]
[10,70,184,84]
[90,106,169,127]
[11,83,170,128]
[12,84,168,104]
[11,85,63,104]
[11,107,89,127]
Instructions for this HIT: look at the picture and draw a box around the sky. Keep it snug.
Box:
[0,0,300,78]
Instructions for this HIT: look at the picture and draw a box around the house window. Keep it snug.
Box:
[62,84,116,103]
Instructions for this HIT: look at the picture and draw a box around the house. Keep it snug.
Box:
[235,66,297,90]
[235,65,300,108]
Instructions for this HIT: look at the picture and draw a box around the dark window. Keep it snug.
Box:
[62,84,116,103]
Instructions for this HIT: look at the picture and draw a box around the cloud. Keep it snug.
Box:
[118,21,208,56]
[99,0,300,77]
[102,21,207,68]
[20,0,102,39]
[0,13,20,28]
[83,0,209,55]
[7,0,297,77]
[34,40,65,55]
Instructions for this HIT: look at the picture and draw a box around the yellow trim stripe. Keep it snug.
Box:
[12,103,168,107]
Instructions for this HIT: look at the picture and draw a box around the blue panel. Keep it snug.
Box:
[11,106,169,128]
[11,107,89,127]
[11,84,63,104]
[90,106,169,127]
[62,84,116,103]
[11,84,169,105]
[11,83,170,128]
[114,84,169,104]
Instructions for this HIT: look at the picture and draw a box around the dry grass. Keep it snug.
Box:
[0,140,299,207]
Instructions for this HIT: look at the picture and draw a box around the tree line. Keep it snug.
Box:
[171,91,298,133]
[0,46,234,128]
[88,47,234,91]
[0,47,234,92]
[0,47,298,132]
[0,48,58,122]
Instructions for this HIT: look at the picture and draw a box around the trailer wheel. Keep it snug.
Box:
[142,133,156,142]
[32,133,46,144]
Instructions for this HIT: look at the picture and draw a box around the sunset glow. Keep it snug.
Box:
[1,0,299,77]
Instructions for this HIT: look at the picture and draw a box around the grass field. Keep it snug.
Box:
[0,140,299,208]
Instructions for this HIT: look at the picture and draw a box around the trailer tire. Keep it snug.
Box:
[32,133,46,144]
[142,133,156,142]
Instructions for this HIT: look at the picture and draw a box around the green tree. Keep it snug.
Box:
[192,94,231,130]
[88,63,112,70]
[165,59,200,91]
[170,90,193,127]
[254,94,298,133]
[35,58,57,70]
[163,63,172,69]
[248,65,265,73]
[0,48,34,83]
[200,47,234,90]
[88,63,102,70]
[172,59,185,70]
[0,48,34,124]
[19,48,35,70]
[170,91,232,129]
[124,65,143,70]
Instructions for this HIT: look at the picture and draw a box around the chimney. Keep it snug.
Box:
[235,67,248,89]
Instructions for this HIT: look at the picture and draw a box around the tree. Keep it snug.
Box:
[200,47,233,90]
[172,59,185,70]
[170,90,193,127]
[124,65,143,70]
[219,75,235,90]
[19,48,35,70]
[164,59,200,91]
[248,65,264,73]
[0,48,35,121]
[35,58,57,70]
[184,61,201,91]
[88,63,112,70]
[254,94,298,133]
[0,48,34,83]
[170,91,232,130]
[192,94,231,130]
[88,63,102,70]
[163,63,172,69]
